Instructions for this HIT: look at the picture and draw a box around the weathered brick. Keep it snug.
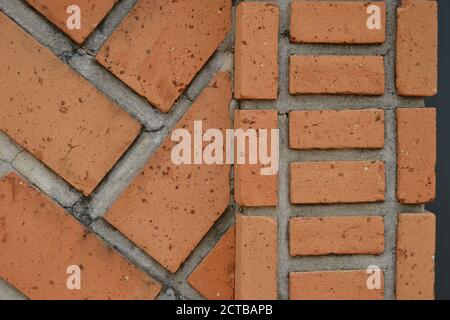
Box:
[235,2,279,99]
[290,161,385,204]
[26,0,117,44]
[290,270,384,300]
[290,216,384,256]
[96,0,231,112]
[290,1,386,44]
[188,226,235,300]
[396,1,437,96]
[289,109,385,150]
[397,108,436,204]
[0,173,161,300]
[396,213,435,300]
[105,72,231,272]
[234,110,278,207]
[289,56,385,95]
[0,13,141,196]
[235,215,277,300]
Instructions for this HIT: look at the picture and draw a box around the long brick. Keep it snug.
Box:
[290,270,384,300]
[235,215,277,300]
[105,72,231,272]
[289,109,385,150]
[235,2,279,99]
[397,108,436,204]
[26,0,117,44]
[0,173,161,300]
[96,0,231,112]
[396,1,437,96]
[396,213,435,300]
[289,55,385,95]
[0,13,141,196]
[234,110,278,207]
[290,1,386,44]
[289,216,384,256]
[188,226,235,300]
[290,161,385,204]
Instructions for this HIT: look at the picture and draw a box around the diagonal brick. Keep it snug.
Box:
[0,13,141,196]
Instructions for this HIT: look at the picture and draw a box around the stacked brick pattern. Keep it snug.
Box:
[0,0,437,300]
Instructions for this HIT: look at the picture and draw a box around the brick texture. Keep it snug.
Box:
[0,173,161,300]
[290,1,386,44]
[289,56,385,95]
[396,213,435,300]
[397,108,436,204]
[289,109,385,150]
[290,216,384,256]
[396,1,438,96]
[0,13,141,196]
[235,215,277,300]
[235,2,279,99]
[290,161,385,204]
[97,0,231,112]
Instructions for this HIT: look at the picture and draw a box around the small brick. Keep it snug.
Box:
[235,215,277,300]
[97,0,231,112]
[235,2,279,99]
[289,109,385,150]
[290,270,384,300]
[26,0,117,44]
[234,110,278,207]
[0,173,161,300]
[290,216,384,256]
[396,1,437,96]
[396,213,435,300]
[105,72,231,272]
[290,161,385,204]
[289,55,385,95]
[0,13,141,196]
[188,226,235,300]
[290,1,386,44]
[397,108,436,204]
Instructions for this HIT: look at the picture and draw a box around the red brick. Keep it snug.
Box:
[289,109,385,150]
[397,108,436,204]
[235,214,277,300]
[290,270,384,300]
[188,226,235,300]
[0,173,161,300]
[396,213,435,300]
[290,161,385,204]
[234,110,278,207]
[396,1,437,96]
[0,13,141,196]
[235,2,279,99]
[105,72,231,272]
[289,55,385,95]
[290,1,386,44]
[26,0,117,44]
[289,216,384,256]
[96,0,231,112]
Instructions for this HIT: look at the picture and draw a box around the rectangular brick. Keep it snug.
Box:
[235,2,279,99]
[235,215,277,300]
[290,161,385,204]
[289,109,385,150]
[396,213,435,300]
[396,1,437,96]
[290,216,384,256]
[397,108,436,204]
[289,55,385,95]
[290,270,384,300]
[290,1,386,44]
[0,13,141,196]
[234,110,278,207]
